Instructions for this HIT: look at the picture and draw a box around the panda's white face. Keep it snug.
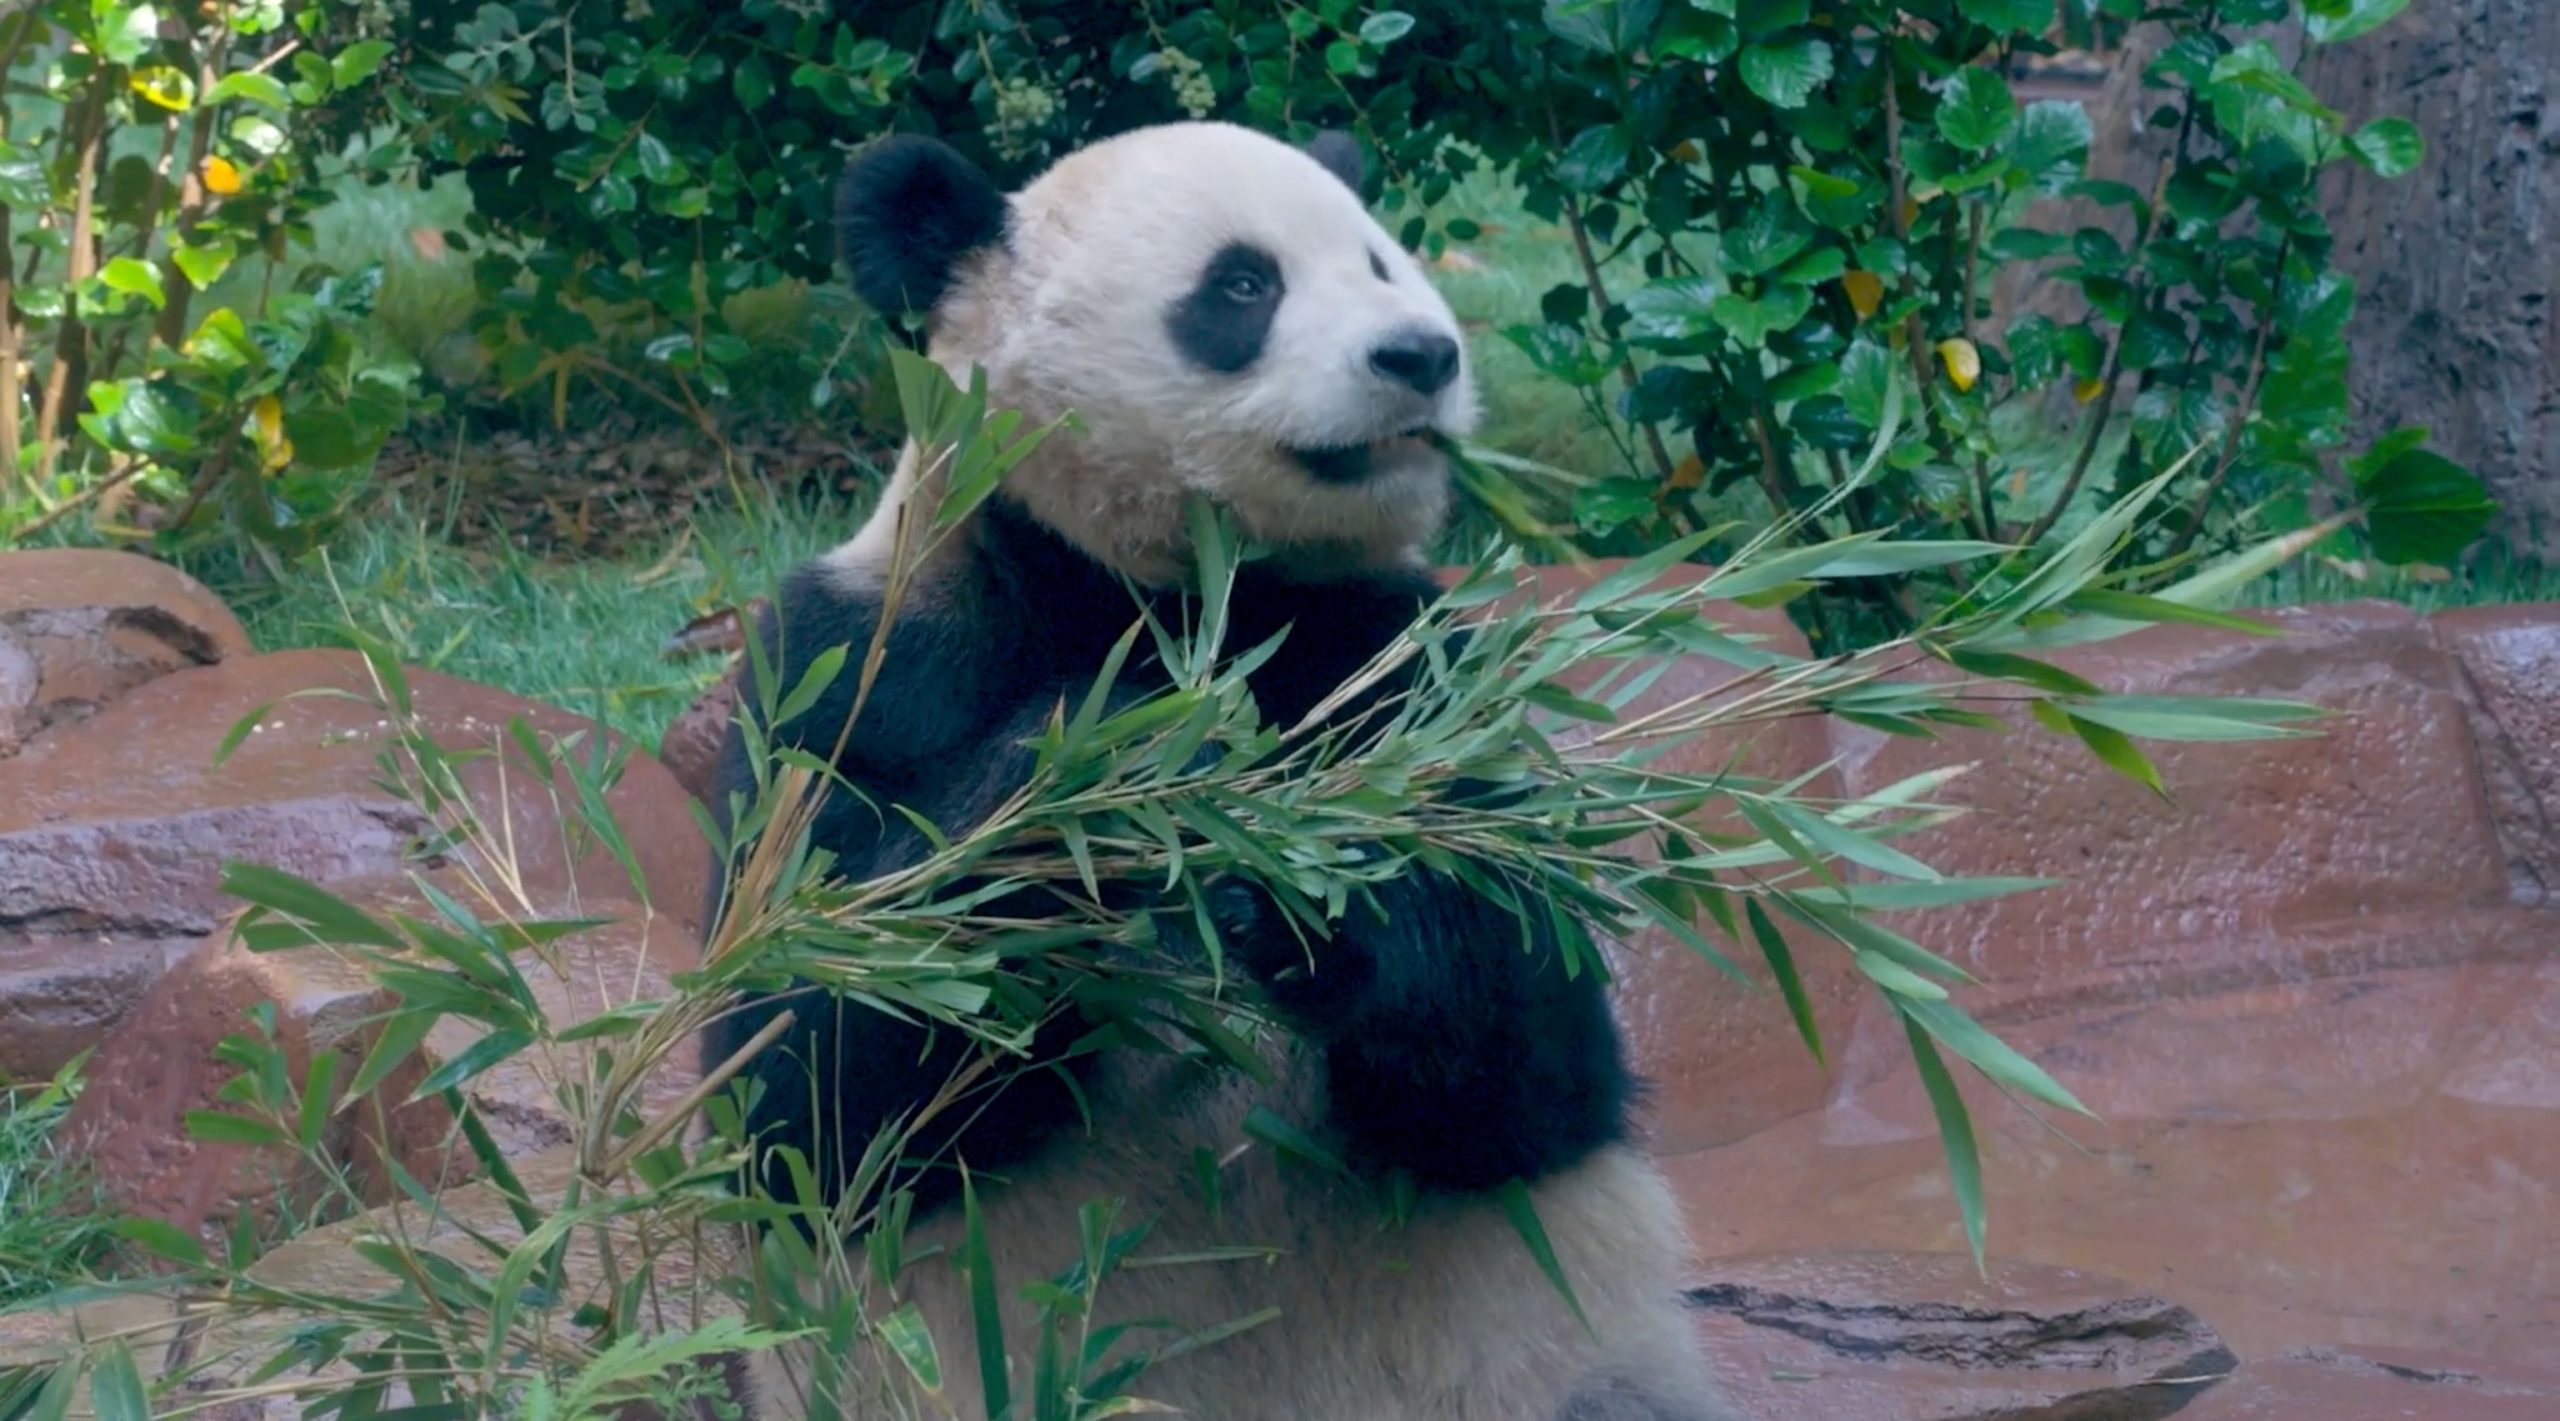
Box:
[911,123,1478,585]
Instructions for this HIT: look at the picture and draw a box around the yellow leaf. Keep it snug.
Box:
[1841,270,1885,321]
[131,66,195,112]
[1669,141,1701,163]
[1935,337,1981,394]
[1666,453,1705,491]
[2073,375,2105,404]
[251,395,292,472]
[202,155,243,196]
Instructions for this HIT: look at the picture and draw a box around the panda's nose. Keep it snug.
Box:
[1368,328,1461,396]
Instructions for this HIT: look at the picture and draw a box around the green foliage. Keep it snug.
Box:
[0,1,424,567]
[0,1060,123,1306]
[310,0,2493,644]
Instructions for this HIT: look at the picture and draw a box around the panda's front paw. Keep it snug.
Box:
[1202,874,1365,1028]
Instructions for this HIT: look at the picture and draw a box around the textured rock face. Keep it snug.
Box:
[1669,600,2560,1384]
[1689,1251,2235,1421]
[0,646,710,1080]
[0,549,250,759]
[55,876,704,1243]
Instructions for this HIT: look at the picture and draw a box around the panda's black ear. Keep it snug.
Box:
[836,134,1007,318]
[1304,130,1365,198]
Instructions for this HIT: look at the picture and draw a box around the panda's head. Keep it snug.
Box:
[836,121,1477,587]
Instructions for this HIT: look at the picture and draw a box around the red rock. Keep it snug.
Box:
[57,877,703,1244]
[2182,1347,2560,1420]
[0,548,249,757]
[659,669,737,807]
[1826,603,2509,997]
[1689,1250,2234,1420]
[1665,938,2560,1366]
[0,648,708,1079]
[2433,605,2560,906]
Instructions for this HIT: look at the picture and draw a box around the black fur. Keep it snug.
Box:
[700,495,1636,1219]
[1305,129,1365,195]
[836,135,1008,320]
[1164,241,1285,374]
[1369,326,1463,397]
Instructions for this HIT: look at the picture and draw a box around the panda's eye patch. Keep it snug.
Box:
[1167,242,1285,374]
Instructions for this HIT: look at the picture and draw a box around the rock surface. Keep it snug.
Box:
[56,875,704,1244]
[0,549,250,759]
[0,646,709,1080]
[1688,1251,2235,1420]
[2437,605,2560,905]
[1663,601,2560,1377]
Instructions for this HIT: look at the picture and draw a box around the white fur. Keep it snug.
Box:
[738,1042,1725,1421]
[826,122,1477,591]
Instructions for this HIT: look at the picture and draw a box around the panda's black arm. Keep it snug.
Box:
[1234,867,1635,1194]
[703,567,1107,1218]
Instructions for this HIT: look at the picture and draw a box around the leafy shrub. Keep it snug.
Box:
[324,1,2490,639]
[0,1,426,566]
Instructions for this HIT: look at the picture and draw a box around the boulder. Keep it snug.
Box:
[0,647,708,1081]
[659,670,736,807]
[2433,605,2560,905]
[1688,1250,2235,1420]
[0,548,249,758]
[2181,1346,2560,1421]
[1824,602,2509,1001]
[56,875,704,1245]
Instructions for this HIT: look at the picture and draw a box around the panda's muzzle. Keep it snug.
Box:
[1285,426,1436,485]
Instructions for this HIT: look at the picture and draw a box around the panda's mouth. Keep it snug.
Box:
[1285,427,1437,485]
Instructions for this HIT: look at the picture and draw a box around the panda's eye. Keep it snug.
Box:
[1221,271,1269,303]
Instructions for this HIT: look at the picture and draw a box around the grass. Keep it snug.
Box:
[189,482,869,748]
[0,1063,121,1306]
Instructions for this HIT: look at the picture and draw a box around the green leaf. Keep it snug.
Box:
[961,1168,1011,1421]
[407,1029,534,1099]
[1556,124,1632,193]
[1359,10,1417,45]
[1901,1012,1987,1271]
[184,1109,289,1147]
[1738,37,1832,109]
[99,257,166,310]
[734,53,775,108]
[1903,996,2091,1116]
[1495,1179,1594,1338]
[2356,448,2497,565]
[172,238,238,289]
[206,71,293,109]
[1544,0,1662,54]
[1935,68,2019,152]
[1745,900,1823,1066]
[110,1216,207,1269]
[1958,0,2052,30]
[220,862,403,947]
[85,1343,148,1421]
[1720,197,1812,277]
[333,40,397,88]
[2347,116,2424,179]
[1709,285,1812,348]
[2305,0,2410,44]
[2010,100,2093,190]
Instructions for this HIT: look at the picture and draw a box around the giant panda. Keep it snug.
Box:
[700,120,1732,1421]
